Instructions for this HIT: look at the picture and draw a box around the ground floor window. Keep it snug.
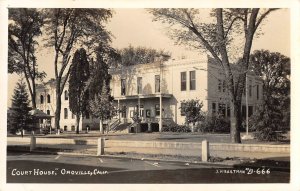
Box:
[121,105,126,118]
[71,125,75,131]
[64,126,67,131]
[218,103,226,116]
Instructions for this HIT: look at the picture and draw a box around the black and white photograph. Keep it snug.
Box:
[1,0,299,190]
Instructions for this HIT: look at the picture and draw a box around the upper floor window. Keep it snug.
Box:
[46,110,50,115]
[155,75,160,93]
[121,79,126,95]
[190,71,196,90]
[64,90,68,100]
[40,95,44,104]
[64,108,68,119]
[137,77,142,94]
[47,94,51,103]
[181,72,187,91]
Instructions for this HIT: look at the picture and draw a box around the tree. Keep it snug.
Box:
[8,8,46,109]
[88,45,119,100]
[249,50,290,141]
[180,99,205,132]
[89,83,116,134]
[43,8,113,132]
[149,8,278,143]
[114,45,171,66]
[10,79,32,135]
[69,48,90,134]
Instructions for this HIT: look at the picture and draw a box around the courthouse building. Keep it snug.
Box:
[35,56,263,132]
[109,56,263,132]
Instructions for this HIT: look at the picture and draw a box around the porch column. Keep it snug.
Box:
[159,95,162,132]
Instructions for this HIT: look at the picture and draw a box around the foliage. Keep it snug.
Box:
[43,8,113,130]
[88,45,119,100]
[148,8,278,143]
[179,99,205,125]
[69,48,90,134]
[248,50,290,141]
[195,113,230,133]
[8,8,46,108]
[89,83,117,121]
[113,45,171,66]
[162,124,191,133]
[10,79,33,134]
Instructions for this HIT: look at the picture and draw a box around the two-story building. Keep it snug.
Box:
[109,56,263,132]
[35,78,99,132]
[35,56,263,133]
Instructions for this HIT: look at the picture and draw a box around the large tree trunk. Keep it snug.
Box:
[99,119,104,134]
[230,100,242,143]
[54,81,61,135]
[31,81,37,109]
[76,114,80,134]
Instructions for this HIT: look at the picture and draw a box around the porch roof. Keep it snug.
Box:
[114,93,172,100]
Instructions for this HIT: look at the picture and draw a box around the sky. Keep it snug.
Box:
[7,8,290,106]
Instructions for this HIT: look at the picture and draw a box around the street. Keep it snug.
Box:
[7,151,289,183]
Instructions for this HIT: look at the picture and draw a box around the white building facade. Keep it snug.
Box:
[35,78,99,132]
[109,56,263,132]
[35,56,263,133]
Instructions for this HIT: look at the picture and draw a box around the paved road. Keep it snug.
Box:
[7,151,289,183]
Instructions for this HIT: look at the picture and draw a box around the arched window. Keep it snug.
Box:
[47,94,51,103]
[64,108,68,119]
[40,95,44,104]
[64,90,68,100]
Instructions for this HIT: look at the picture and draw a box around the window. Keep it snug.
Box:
[47,94,51,103]
[212,103,216,114]
[72,113,75,119]
[137,77,142,94]
[64,126,67,131]
[64,108,68,119]
[40,95,44,104]
[86,112,90,119]
[218,79,222,92]
[46,110,50,115]
[227,105,231,117]
[223,80,226,92]
[248,106,253,117]
[181,72,186,91]
[121,105,126,118]
[155,75,160,93]
[249,80,252,97]
[256,85,259,100]
[218,103,226,116]
[180,102,186,116]
[65,90,68,100]
[121,79,126,95]
[155,104,160,116]
[190,71,196,90]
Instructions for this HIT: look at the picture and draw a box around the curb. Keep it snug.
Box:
[57,151,236,168]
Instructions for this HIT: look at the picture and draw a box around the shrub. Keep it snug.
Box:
[195,114,230,133]
[248,110,287,141]
[162,124,191,133]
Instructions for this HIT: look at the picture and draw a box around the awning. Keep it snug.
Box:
[29,109,53,119]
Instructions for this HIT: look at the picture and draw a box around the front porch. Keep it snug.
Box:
[113,93,174,133]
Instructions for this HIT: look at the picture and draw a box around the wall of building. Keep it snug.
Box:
[36,81,99,132]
